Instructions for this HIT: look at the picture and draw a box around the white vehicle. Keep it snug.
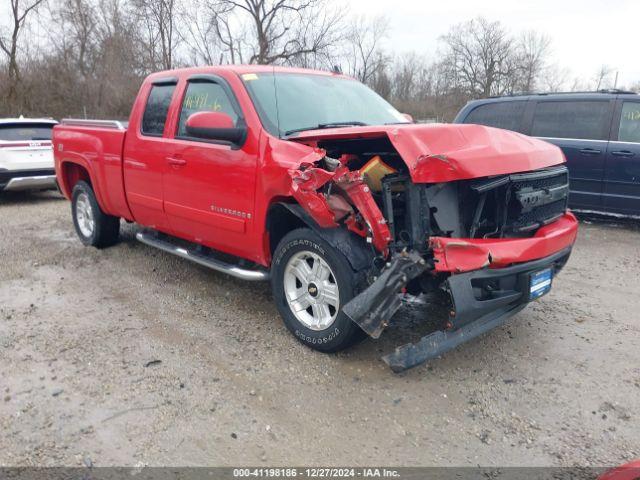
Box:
[0,117,58,192]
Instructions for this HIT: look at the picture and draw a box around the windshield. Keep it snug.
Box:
[241,72,408,137]
[0,123,54,141]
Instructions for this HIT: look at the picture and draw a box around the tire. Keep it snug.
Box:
[71,181,120,248]
[271,228,365,353]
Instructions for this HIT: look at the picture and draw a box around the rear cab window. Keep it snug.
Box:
[618,102,640,143]
[141,83,176,136]
[0,123,53,142]
[463,101,527,133]
[176,80,239,138]
[531,100,611,140]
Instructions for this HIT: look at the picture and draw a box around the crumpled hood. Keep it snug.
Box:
[289,123,565,183]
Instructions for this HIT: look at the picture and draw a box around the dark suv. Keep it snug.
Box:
[454,91,640,217]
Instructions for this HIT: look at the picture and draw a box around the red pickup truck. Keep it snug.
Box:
[53,66,578,371]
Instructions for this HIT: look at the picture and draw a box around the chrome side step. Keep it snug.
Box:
[135,231,270,281]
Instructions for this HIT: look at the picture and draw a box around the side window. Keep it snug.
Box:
[141,83,176,136]
[531,101,610,140]
[177,81,239,138]
[464,101,527,132]
[618,102,640,143]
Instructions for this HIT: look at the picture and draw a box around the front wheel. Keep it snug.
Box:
[71,181,120,248]
[271,228,364,353]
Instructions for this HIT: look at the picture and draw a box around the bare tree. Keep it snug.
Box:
[594,64,613,90]
[540,63,570,92]
[440,17,514,98]
[343,15,388,84]
[369,59,391,99]
[514,30,551,93]
[181,0,229,65]
[213,0,342,65]
[391,52,419,102]
[134,0,181,70]
[286,3,344,69]
[0,0,47,103]
[2,2,618,125]
[93,0,146,112]
[48,0,98,77]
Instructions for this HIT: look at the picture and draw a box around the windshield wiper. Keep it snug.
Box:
[283,121,369,137]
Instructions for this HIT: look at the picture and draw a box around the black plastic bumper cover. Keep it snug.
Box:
[382,247,573,372]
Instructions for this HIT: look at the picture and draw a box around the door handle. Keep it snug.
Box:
[166,156,187,166]
[611,150,635,158]
[579,148,601,155]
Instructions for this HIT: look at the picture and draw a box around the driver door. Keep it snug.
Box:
[163,75,258,258]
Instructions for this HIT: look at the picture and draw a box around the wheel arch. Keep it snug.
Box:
[59,160,92,199]
[59,159,119,218]
[266,201,375,273]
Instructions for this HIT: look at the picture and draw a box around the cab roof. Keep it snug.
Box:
[146,65,350,82]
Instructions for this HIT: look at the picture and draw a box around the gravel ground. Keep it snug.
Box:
[0,190,639,467]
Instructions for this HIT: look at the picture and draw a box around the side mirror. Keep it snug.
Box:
[185,111,246,144]
[402,113,414,123]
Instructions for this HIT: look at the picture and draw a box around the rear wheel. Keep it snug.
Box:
[71,181,120,248]
[271,228,364,352]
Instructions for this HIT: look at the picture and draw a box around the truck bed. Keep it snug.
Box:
[53,119,132,220]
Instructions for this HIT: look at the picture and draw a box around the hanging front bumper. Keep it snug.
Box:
[382,247,572,372]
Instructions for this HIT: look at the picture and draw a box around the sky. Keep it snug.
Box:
[348,0,640,88]
[1,0,638,88]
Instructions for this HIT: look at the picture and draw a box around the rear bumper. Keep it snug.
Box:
[382,247,572,372]
[0,168,57,191]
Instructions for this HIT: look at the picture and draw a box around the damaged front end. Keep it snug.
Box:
[284,128,578,372]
